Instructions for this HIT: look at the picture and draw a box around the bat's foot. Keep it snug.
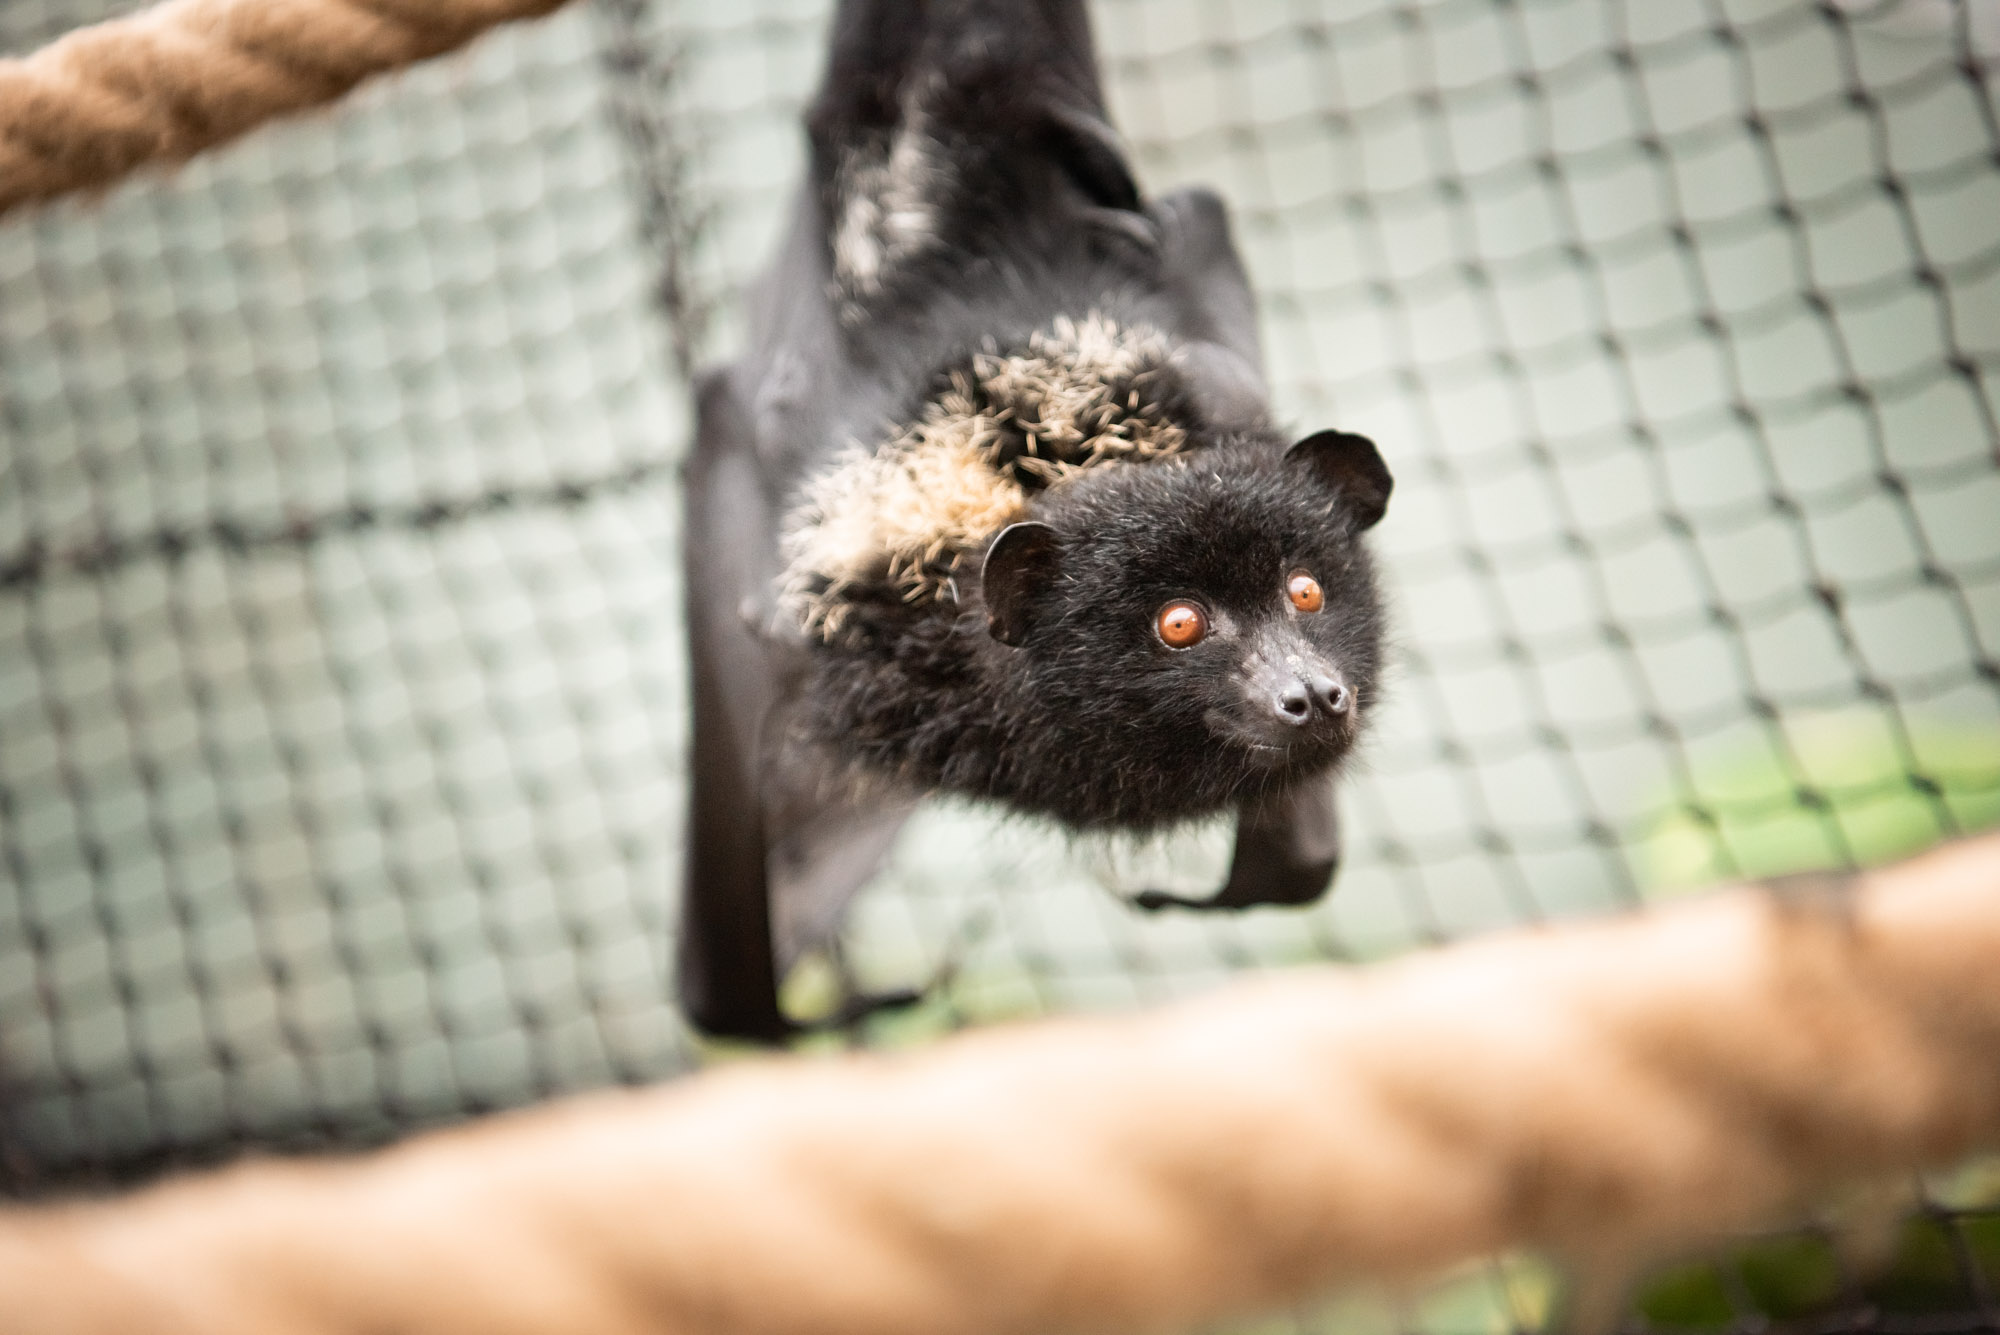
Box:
[806,907,992,1035]
[1128,859,1338,913]
[1131,888,1233,912]
[802,986,929,1033]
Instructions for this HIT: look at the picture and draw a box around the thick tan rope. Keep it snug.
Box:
[3,833,1998,1335]
[0,0,571,218]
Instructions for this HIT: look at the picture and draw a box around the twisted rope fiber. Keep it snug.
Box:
[3,834,1999,1335]
[0,0,572,216]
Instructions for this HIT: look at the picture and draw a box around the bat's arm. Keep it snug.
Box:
[1132,778,1341,912]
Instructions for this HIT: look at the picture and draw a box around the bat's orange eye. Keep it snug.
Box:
[1286,572,1324,613]
[1156,601,1208,649]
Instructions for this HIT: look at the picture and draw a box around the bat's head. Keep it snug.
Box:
[976,430,1392,826]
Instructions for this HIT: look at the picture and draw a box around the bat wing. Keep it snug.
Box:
[678,369,792,1041]
[1149,186,1275,434]
[679,360,918,1040]
[763,742,917,972]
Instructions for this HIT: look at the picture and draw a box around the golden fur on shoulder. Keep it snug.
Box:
[780,314,1189,638]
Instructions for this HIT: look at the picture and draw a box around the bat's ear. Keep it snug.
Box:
[1285,430,1392,531]
[980,521,1062,646]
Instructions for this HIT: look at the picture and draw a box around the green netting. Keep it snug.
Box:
[2,1,1997,1330]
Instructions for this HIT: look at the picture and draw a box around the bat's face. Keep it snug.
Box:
[978,432,1391,825]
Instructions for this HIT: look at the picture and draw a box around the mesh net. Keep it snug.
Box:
[2,0,1998,1330]
[0,0,698,1180]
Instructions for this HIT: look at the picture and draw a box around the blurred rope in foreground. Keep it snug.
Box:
[0,0,572,216]
[2,833,1997,1335]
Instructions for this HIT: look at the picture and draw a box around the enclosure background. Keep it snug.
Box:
[2,0,1998,1322]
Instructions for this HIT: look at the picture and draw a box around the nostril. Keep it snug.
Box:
[1276,682,1311,722]
[1310,673,1350,715]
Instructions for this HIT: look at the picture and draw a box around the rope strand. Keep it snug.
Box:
[2,834,1997,1335]
[0,0,572,216]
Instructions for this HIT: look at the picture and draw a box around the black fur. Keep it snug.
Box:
[679,0,1392,1041]
[797,442,1386,830]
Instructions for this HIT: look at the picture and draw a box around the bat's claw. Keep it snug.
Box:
[737,595,810,650]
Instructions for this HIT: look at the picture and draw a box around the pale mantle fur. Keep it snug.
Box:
[779,314,1190,638]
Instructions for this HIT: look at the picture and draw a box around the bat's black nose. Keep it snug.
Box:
[1311,672,1350,715]
[1274,672,1349,725]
